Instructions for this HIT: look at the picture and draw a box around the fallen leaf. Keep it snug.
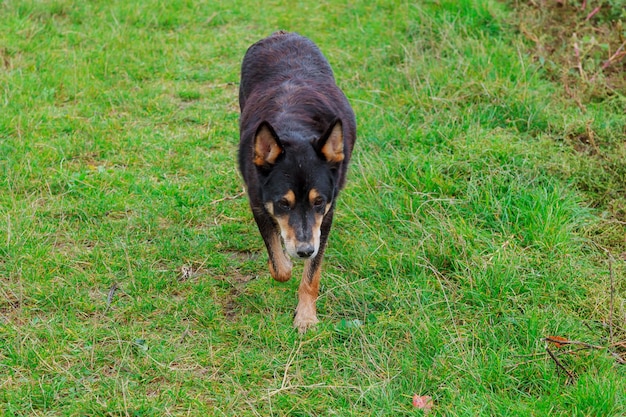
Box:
[412,395,433,413]
[546,336,569,348]
[106,282,119,307]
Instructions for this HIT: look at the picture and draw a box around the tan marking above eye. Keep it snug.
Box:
[282,190,296,207]
[309,189,321,205]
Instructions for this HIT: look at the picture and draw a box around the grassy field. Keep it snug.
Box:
[1,0,625,415]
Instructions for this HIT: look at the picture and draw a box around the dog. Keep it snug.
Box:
[238,31,356,332]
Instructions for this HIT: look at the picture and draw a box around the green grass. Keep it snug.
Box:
[1,0,625,415]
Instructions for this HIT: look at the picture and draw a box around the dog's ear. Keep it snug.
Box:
[254,122,283,167]
[317,119,344,164]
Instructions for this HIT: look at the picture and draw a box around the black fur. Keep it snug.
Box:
[238,32,356,332]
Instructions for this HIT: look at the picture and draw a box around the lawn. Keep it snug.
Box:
[1,0,625,415]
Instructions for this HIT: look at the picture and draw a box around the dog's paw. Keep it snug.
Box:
[293,306,319,333]
[268,258,292,282]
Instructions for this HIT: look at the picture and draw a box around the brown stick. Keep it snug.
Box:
[546,346,575,383]
[544,336,604,350]
[591,40,626,82]
[545,336,626,365]
[210,190,245,205]
[602,41,626,70]
[584,6,601,22]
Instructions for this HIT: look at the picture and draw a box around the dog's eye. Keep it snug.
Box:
[313,197,325,208]
[277,199,291,210]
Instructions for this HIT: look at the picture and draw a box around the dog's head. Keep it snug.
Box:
[253,119,344,259]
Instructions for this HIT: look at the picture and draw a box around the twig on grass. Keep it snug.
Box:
[584,6,601,22]
[210,190,245,205]
[544,336,626,365]
[544,336,604,350]
[546,346,575,384]
[602,41,626,69]
[590,40,626,82]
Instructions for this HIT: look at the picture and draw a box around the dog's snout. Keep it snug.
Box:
[296,243,315,259]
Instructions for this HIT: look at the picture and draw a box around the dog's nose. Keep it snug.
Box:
[296,243,315,258]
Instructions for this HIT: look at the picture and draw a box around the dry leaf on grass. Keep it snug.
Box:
[413,395,434,413]
[545,335,569,348]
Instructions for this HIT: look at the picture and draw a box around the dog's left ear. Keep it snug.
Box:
[317,119,344,164]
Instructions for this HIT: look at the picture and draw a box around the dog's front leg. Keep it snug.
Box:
[252,207,292,282]
[294,207,334,332]
[266,231,292,282]
[294,258,322,332]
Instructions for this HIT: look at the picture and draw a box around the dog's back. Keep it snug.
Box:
[239,31,335,110]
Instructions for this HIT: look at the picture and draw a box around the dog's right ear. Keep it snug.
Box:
[254,122,283,167]
[318,119,344,164]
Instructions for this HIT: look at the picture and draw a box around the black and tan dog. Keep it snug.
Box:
[238,32,356,332]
